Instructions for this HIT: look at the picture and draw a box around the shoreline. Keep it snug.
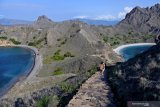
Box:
[113,43,156,54]
[0,45,43,98]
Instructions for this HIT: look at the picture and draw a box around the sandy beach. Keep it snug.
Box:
[14,45,43,81]
[113,43,156,54]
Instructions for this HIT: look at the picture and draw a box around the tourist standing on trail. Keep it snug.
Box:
[100,62,105,76]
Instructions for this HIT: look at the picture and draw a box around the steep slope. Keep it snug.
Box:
[0,16,121,106]
[91,4,160,47]
[117,3,160,35]
[33,15,57,28]
[40,20,120,76]
[108,44,160,106]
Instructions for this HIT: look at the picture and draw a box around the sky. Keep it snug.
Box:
[0,0,160,21]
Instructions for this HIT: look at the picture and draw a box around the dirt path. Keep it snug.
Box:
[68,72,116,107]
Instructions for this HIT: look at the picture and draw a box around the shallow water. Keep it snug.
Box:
[119,45,154,61]
[0,47,35,95]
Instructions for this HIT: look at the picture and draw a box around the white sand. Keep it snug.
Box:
[113,43,156,54]
[15,45,43,81]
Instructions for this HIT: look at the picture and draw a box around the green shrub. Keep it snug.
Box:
[52,55,65,60]
[9,38,21,45]
[57,38,61,41]
[53,67,64,75]
[143,34,153,41]
[59,82,76,93]
[36,96,50,107]
[44,50,75,64]
[28,42,36,46]
[54,50,61,55]
[28,38,45,46]
[51,50,64,61]
[85,66,97,78]
[0,36,7,40]
[64,52,75,57]
[61,38,67,45]
[103,36,109,43]
[36,38,44,44]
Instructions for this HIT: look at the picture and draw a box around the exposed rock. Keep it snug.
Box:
[108,44,160,106]
[33,15,57,28]
[117,3,160,35]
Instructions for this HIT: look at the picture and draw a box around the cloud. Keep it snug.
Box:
[93,15,116,20]
[118,6,133,19]
[73,15,116,20]
[73,15,88,19]
[73,6,133,21]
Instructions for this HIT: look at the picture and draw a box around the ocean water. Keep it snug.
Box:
[0,47,35,95]
[119,45,154,61]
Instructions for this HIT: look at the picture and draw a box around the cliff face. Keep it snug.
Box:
[92,4,160,45]
[108,44,160,106]
[117,4,160,35]
[33,15,57,28]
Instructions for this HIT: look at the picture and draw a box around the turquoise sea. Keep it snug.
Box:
[0,47,35,96]
[119,45,154,61]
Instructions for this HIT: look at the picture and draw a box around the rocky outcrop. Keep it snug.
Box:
[68,72,115,107]
[108,44,160,106]
[117,3,160,35]
[33,15,57,28]
[0,40,13,46]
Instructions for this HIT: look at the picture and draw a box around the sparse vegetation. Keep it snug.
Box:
[52,50,65,61]
[28,37,45,47]
[57,38,61,41]
[0,36,7,40]
[43,57,53,64]
[143,34,153,41]
[44,50,75,64]
[64,52,75,57]
[100,33,149,47]
[59,82,76,93]
[9,38,21,45]
[85,66,97,78]
[53,67,64,75]
[36,96,50,107]
[33,36,36,39]
[61,38,67,45]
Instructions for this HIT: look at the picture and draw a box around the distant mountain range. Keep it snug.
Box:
[0,18,33,26]
[77,19,119,26]
[0,18,119,26]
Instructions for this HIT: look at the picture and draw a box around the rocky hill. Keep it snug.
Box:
[0,3,160,106]
[92,4,160,47]
[0,15,120,75]
[108,44,160,106]
[117,3,160,35]
[33,15,57,28]
[0,15,121,106]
